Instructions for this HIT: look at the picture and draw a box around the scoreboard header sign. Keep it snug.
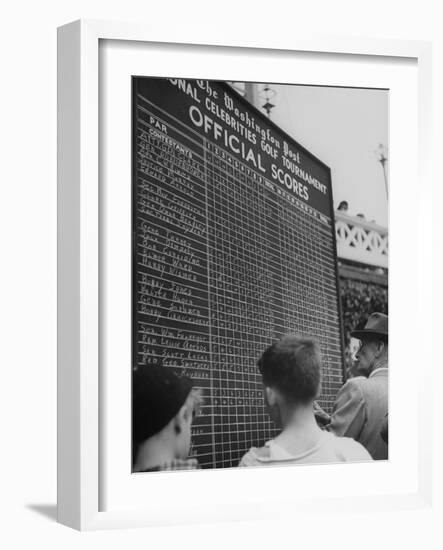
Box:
[137,78,332,218]
[133,77,344,470]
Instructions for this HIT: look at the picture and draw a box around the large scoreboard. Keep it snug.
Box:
[132,77,344,469]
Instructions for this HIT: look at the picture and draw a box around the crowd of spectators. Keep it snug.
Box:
[339,277,388,375]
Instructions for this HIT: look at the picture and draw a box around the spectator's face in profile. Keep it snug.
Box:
[354,338,378,376]
[175,402,194,459]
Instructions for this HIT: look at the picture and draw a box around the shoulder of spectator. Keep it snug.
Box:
[238,449,255,467]
[239,445,270,467]
[337,377,366,401]
[329,380,368,438]
[336,435,373,461]
[331,378,367,421]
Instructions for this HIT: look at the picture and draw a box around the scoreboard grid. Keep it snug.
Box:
[132,78,345,469]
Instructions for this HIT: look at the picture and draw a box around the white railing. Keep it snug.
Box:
[335,211,388,268]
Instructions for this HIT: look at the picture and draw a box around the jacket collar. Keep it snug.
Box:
[369,366,388,378]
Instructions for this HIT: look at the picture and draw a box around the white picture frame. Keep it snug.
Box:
[57,19,433,531]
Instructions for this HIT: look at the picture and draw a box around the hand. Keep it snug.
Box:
[313,401,331,427]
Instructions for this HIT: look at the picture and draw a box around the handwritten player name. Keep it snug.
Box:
[140,326,209,343]
[138,156,204,182]
[165,175,196,197]
[140,260,200,283]
[139,181,202,218]
[140,348,208,361]
[139,303,209,325]
[152,336,209,352]
[138,222,160,239]
[139,333,201,349]
[138,193,202,223]
[138,226,205,260]
[138,201,206,237]
[140,245,201,268]
[164,232,198,256]
[140,252,203,277]
[140,148,203,182]
[140,351,210,370]
[139,151,203,179]
[139,294,204,315]
[140,279,197,301]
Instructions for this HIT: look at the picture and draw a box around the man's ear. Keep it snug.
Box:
[173,404,189,435]
[375,340,386,357]
[265,386,277,407]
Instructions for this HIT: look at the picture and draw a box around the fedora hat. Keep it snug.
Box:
[351,312,388,339]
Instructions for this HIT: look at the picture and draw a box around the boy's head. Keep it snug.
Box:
[132,366,202,465]
[258,335,322,414]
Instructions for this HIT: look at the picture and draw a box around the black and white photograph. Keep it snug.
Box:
[2,0,439,543]
[131,77,389,473]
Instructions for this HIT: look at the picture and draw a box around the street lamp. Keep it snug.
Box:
[375,143,388,199]
[259,84,276,118]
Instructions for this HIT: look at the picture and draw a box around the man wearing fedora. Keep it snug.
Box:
[328,312,388,460]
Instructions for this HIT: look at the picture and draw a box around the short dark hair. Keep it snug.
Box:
[132,366,193,446]
[258,335,321,404]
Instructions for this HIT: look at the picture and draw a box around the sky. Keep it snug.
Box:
[253,83,389,227]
